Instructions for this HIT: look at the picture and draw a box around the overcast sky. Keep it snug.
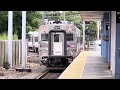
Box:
[59,11,63,13]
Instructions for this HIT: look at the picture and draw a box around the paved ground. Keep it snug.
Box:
[81,44,114,79]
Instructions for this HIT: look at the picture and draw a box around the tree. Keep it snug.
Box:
[60,11,82,29]
[44,11,83,42]
[0,11,8,34]
[0,11,42,39]
[14,11,42,39]
[13,11,22,39]
[44,11,61,21]
[88,21,97,40]
[61,11,83,41]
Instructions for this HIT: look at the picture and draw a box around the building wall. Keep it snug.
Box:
[115,11,120,78]
[101,18,107,60]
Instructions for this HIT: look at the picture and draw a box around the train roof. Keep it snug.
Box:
[39,20,80,33]
[40,22,75,28]
[28,31,38,37]
[48,20,72,25]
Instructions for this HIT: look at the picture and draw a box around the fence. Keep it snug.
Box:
[88,41,96,50]
[0,40,28,66]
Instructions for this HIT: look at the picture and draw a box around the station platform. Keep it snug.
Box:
[58,50,114,79]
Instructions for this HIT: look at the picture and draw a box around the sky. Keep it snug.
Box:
[59,11,63,13]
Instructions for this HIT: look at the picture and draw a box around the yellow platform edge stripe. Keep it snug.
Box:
[58,51,88,79]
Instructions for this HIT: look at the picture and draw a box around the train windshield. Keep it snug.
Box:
[66,34,73,41]
[54,34,62,42]
[41,34,48,41]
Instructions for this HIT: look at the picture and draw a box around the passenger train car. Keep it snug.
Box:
[27,31,38,52]
[38,20,81,70]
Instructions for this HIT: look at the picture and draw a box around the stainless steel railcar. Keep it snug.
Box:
[28,31,38,52]
[38,20,81,70]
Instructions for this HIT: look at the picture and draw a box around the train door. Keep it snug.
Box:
[49,30,67,57]
[51,32,64,56]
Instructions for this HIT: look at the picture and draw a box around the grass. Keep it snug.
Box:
[0,33,18,40]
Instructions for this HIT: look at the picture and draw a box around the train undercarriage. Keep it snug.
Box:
[41,56,73,70]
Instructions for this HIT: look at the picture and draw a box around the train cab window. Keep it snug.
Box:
[41,34,48,41]
[35,37,38,42]
[54,34,59,42]
[66,34,73,41]
[59,34,62,42]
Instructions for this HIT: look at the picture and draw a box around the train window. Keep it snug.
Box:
[28,37,31,41]
[41,34,48,41]
[54,34,59,42]
[59,34,62,42]
[28,36,32,42]
[66,34,73,41]
[35,37,38,42]
[27,35,30,41]
[27,34,31,41]
[77,37,80,43]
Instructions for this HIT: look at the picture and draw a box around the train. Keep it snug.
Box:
[27,31,38,53]
[38,20,81,70]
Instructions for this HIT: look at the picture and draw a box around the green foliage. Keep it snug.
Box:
[60,11,81,29]
[13,32,18,40]
[0,11,8,34]
[0,11,97,41]
[0,11,42,39]
[88,21,97,39]
[45,11,61,21]
[0,32,7,40]
[45,11,82,29]
[13,11,22,39]
[45,11,83,41]
[62,11,83,40]
[27,11,42,32]
[0,32,18,40]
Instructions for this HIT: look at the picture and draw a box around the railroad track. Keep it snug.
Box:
[28,52,63,79]
[27,52,39,63]
[36,70,49,79]
[36,70,63,79]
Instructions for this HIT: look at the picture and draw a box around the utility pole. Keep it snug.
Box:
[8,11,13,68]
[83,21,85,50]
[21,11,26,69]
[97,21,100,40]
[42,11,45,25]
[16,11,31,72]
[63,11,65,21]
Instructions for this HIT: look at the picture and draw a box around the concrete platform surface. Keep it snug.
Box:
[81,51,114,79]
